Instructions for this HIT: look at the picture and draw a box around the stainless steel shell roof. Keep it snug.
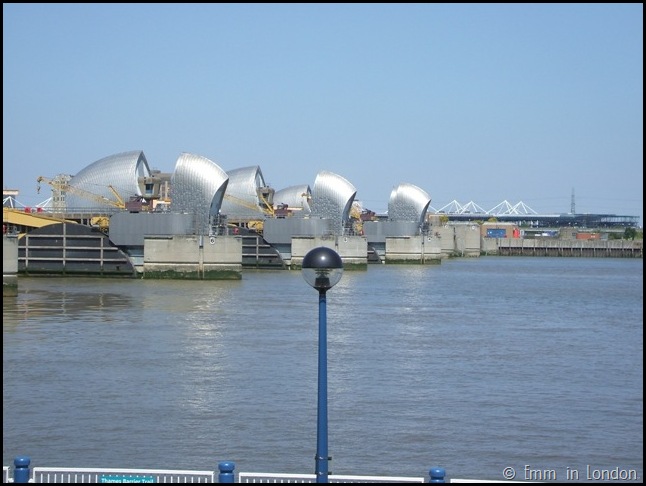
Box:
[388,183,431,225]
[273,185,312,215]
[67,150,150,209]
[220,166,267,220]
[310,171,357,234]
[170,152,229,232]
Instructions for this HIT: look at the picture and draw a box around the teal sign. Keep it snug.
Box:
[99,475,155,483]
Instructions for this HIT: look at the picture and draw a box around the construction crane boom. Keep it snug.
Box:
[223,192,275,218]
[257,186,276,217]
[37,176,126,209]
[107,185,125,207]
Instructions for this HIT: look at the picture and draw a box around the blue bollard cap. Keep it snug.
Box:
[14,456,31,467]
[429,466,445,478]
[218,461,235,472]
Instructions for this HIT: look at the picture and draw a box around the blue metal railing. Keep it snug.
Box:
[2,457,447,483]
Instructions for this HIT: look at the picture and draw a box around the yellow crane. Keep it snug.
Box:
[256,186,276,217]
[222,190,277,217]
[37,176,126,209]
[221,191,277,234]
[37,176,128,232]
[107,185,126,207]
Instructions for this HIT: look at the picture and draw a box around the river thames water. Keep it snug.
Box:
[3,257,643,482]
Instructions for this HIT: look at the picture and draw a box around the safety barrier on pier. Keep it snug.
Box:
[237,472,425,483]
[30,466,215,483]
[2,458,445,483]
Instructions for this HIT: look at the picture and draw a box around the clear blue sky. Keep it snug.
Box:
[3,4,643,223]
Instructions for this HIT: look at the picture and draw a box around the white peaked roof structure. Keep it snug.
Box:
[433,199,537,216]
[388,183,431,226]
[461,201,488,214]
[273,185,312,215]
[170,152,229,233]
[310,170,357,234]
[436,200,464,214]
[3,194,24,209]
[67,150,151,209]
[220,166,269,221]
[488,200,538,215]
[436,199,486,214]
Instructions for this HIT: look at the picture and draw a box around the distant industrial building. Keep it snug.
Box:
[441,211,638,229]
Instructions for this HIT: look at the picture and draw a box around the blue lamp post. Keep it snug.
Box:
[302,246,344,484]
